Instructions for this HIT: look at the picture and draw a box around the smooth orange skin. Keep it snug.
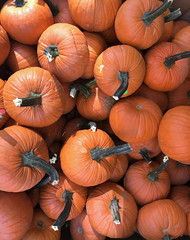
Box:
[171,20,190,39]
[0,25,10,66]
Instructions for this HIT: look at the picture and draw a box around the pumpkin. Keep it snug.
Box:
[154,152,190,185]
[7,41,40,73]
[76,83,115,121]
[123,157,170,205]
[187,212,190,237]
[3,67,66,127]
[60,128,132,186]
[133,83,169,112]
[37,23,89,83]
[94,44,145,100]
[70,209,106,240]
[171,20,190,39]
[0,190,33,240]
[86,181,138,239]
[26,188,40,208]
[109,95,163,143]
[81,32,107,79]
[0,79,9,128]
[100,25,119,46]
[115,0,172,49]
[158,106,190,164]
[61,82,76,115]
[128,137,161,161]
[0,25,10,66]
[109,154,129,183]
[0,125,59,192]
[48,141,62,169]
[167,77,190,109]
[39,171,88,231]
[137,199,187,240]
[172,25,190,51]
[68,0,122,32]
[144,41,189,91]
[0,0,54,45]
[22,207,61,240]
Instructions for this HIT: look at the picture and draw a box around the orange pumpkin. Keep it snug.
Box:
[94,45,145,100]
[86,181,138,239]
[0,25,10,66]
[0,78,9,128]
[109,95,163,143]
[171,20,190,39]
[3,67,66,127]
[37,23,89,83]
[0,0,54,45]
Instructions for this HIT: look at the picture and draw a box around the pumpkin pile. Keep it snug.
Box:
[0,0,190,239]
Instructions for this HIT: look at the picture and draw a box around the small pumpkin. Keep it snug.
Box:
[22,207,61,240]
[0,0,54,45]
[137,199,187,240]
[86,181,138,239]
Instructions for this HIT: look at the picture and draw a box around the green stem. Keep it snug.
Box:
[43,0,60,16]
[138,148,152,164]
[162,235,171,240]
[147,156,169,182]
[164,8,181,22]
[109,196,121,224]
[90,143,132,163]
[14,0,27,7]
[113,71,129,101]
[22,151,59,185]
[142,0,173,27]
[52,190,73,231]
[70,83,91,99]
[44,45,59,62]
[84,79,96,88]
[13,93,41,107]
[164,51,190,69]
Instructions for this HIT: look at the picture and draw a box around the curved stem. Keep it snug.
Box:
[84,79,96,88]
[43,0,60,16]
[162,235,171,240]
[138,148,152,164]
[113,71,129,101]
[52,190,73,231]
[13,93,41,107]
[77,120,97,132]
[164,51,190,69]
[109,196,121,224]
[31,176,51,189]
[164,8,181,22]
[147,156,169,182]
[70,83,91,99]
[22,151,59,185]
[90,143,132,163]
[142,0,173,27]
[14,0,27,7]
[44,45,59,62]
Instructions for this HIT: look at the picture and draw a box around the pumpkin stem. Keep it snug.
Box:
[138,148,152,164]
[37,220,45,229]
[162,235,171,240]
[85,79,97,88]
[109,196,121,224]
[70,83,92,99]
[22,151,59,185]
[43,0,60,16]
[164,8,181,22]
[77,120,97,132]
[142,0,173,27]
[13,93,41,107]
[113,71,129,101]
[52,189,73,231]
[90,143,132,163]
[14,0,27,7]
[147,155,169,182]
[31,176,51,189]
[44,45,59,62]
[164,51,190,69]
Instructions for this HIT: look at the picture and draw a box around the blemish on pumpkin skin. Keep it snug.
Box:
[77,226,83,234]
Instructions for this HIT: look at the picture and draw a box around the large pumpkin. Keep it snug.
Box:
[68,0,122,32]
[0,190,33,240]
[37,23,89,83]
[0,125,59,192]
[0,25,10,66]
[109,95,163,143]
[158,106,190,164]
[0,0,54,45]
[3,67,66,127]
